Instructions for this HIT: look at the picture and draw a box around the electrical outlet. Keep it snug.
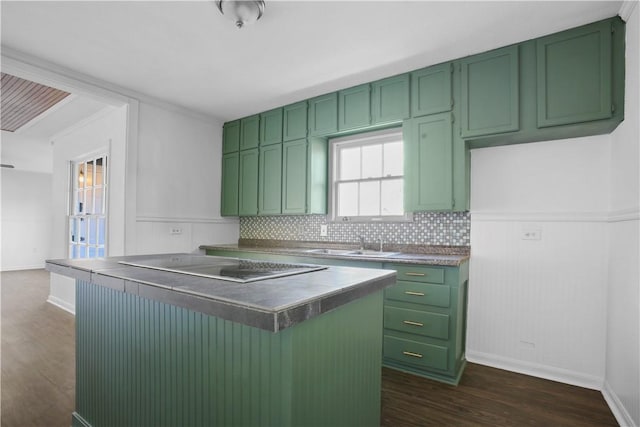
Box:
[320,224,328,237]
[170,227,182,235]
[521,227,542,240]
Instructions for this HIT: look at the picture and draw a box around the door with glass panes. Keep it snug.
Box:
[69,156,107,258]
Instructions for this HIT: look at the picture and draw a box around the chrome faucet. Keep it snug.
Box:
[358,235,365,250]
[378,237,384,252]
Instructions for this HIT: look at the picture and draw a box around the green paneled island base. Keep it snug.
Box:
[46,254,395,427]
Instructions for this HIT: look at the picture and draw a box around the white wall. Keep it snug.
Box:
[133,102,238,255]
[50,105,128,259]
[468,136,611,389]
[48,105,128,313]
[469,6,640,425]
[0,131,53,173]
[603,3,640,426]
[0,169,53,270]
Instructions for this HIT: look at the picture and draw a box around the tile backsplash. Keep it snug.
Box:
[240,211,470,246]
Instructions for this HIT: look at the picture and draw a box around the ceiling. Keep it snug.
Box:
[0,1,624,122]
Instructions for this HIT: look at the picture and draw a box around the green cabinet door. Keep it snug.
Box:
[372,74,410,125]
[404,113,453,211]
[282,139,307,214]
[338,84,371,131]
[308,93,338,136]
[411,63,453,117]
[537,20,612,128]
[283,101,308,141]
[260,108,283,145]
[238,148,259,216]
[221,152,239,216]
[240,114,260,150]
[460,45,519,137]
[222,120,240,154]
[258,144,282,215]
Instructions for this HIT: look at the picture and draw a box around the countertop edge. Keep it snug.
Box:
[200,244,470,266]
[45,256,395,333]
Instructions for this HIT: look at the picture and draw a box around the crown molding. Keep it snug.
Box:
[1,47,218,124]
[618,0,638,22]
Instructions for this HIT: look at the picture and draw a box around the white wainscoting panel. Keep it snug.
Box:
[467,214,608,389]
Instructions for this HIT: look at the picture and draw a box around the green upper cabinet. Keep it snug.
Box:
[282,139,308,214]
[404,112,453,211]
[220,152,239,216]
[411,63,453,117]
[460,45,519,138]
[240,115,260,150]
[258,144,282,215]
[260,108,283,146]
[537,20,612,128]
[222,120,240,154]
[372,74,410,125]
[282,138,327,215]
[238,148,259,216]
[308,93,338,137]
[338,84,371,131]
[283,101,308,141]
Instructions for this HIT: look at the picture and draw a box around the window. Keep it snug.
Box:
[69,155,107,258]
[330,128,408,221]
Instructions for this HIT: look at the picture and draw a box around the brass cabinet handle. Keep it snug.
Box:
[403,320,424,327]
[402,351,423,358]
[405,272,426,277]
[404,291,425,296]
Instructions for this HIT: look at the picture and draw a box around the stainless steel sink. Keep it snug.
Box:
[303,248,355,256]
[344,250,401,258]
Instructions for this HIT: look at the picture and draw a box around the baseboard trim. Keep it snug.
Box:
[602,381,638,427]
[466,350,604,390]
[47,295,75,315]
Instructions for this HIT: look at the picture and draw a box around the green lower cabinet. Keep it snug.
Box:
[220,152,239,216]
[204,250,469,386]
[382,262,469,385]
[239,149,259,216]
[403,113,453,212]
[73,280,384,427]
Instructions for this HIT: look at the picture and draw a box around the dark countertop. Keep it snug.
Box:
[45,254,395,333]
[200,242,470,267]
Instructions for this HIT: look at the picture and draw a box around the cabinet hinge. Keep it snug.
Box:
[611,22,615,34]
[450,63,454,74]
[451,113,455,124]
[611,103,616,113]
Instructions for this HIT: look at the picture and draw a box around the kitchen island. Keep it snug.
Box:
[46,254,395,427]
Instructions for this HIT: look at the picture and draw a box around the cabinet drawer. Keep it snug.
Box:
[393,265,444,284]
[384,307,449,339]
[385,281,450,307]
[384,336,448,371]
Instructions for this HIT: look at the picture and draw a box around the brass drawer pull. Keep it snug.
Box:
[402,351,423,358]
[405,272,426,277]
[404,291,425,296]
[403,320,424,327]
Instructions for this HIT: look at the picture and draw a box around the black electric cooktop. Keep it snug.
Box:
[119,255,327,283]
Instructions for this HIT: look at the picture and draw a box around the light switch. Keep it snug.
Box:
[320,224,328,237]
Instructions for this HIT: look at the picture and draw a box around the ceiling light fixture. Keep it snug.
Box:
[216,0,265,29]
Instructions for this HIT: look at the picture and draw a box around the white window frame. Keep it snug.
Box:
[68,153,108,259]
[329,128,412,223]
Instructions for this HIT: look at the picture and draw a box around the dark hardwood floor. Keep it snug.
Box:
[1,270,618,427]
